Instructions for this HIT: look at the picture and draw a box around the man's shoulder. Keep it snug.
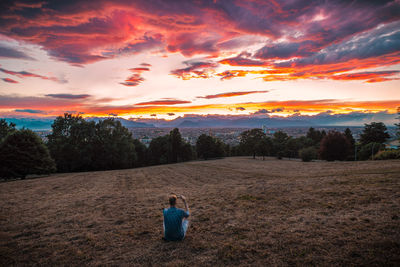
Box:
[164,207,179,213]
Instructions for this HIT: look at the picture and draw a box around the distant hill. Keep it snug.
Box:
[3,117,154,130]
[133,111,397,128]
[4,118,54,130]
[2,110,396,130]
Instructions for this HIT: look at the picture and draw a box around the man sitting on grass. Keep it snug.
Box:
[163,194,190,241]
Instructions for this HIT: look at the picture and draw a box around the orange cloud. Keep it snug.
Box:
[135,99,192,105]
[330,71,400,83]
[120,66,151,86]
[129,67,150,72]
[1,94,398,118]
[197,90,269,99]
[61,100,400,118]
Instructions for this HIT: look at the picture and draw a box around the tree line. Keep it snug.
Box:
[235,123,396,162]
[0,114,226,179]
[0,112,399,180]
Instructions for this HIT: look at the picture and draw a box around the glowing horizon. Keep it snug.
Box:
[0,0,399,122]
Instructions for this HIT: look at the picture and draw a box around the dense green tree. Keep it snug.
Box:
[295,136,315,150]
[0,129,56,179]
[0,119,16,142]
[148,135,170,165]
[195,134,225,160]
[306,127,326,146]
[272,131,289,158]
[229,145,244,156]
[396,107,400,141]
[223,143,232,157]
[180,143,194,162]
[169,128,182,163]
[359,122,390,146]
[240,129,266,159]
[47,113,94,172]
[91,119,137,170]
[285,137,301,158]
[344,128,355,147]
[148,128,192,164]
[133,139,148,167]
[256,136,273,160]
[196,134,215,160]
[47,114,137,172]
[319,131,350,161]
[344,128,356,160]
[214,139,226,158]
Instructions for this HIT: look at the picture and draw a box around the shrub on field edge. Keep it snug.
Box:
[374,150,400,160]
[299,147,317,162]
[358,142,385,160]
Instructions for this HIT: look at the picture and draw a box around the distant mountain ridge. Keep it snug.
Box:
[135,111,397,128]
[86,117,154,128]
[2,111,396,130]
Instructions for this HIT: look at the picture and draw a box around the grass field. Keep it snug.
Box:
[1,157,400,266]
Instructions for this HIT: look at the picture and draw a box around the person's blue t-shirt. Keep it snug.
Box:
[163,207,189,241]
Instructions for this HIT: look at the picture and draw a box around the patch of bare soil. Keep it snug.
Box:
[1,157,399,266]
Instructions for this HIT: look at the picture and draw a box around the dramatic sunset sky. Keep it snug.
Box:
[0,0,399,124]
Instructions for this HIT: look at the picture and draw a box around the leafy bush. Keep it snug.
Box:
[299,147,317,162]
[358,142,385,160]
[373,150,400,160]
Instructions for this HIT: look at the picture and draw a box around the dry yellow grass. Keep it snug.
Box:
[1,157,400,266]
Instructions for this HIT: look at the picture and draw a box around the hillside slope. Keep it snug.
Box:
[1,157,399,265]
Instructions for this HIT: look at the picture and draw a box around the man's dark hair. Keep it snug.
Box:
[169,195,177,206]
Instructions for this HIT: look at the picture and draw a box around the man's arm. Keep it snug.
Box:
[179,195,189,215]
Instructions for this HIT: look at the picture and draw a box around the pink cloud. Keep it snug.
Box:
[120,66,151,87]
[170,60,218,80]
[0,67,65,83]
[2,78,18,83]
[0,0,398,83]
